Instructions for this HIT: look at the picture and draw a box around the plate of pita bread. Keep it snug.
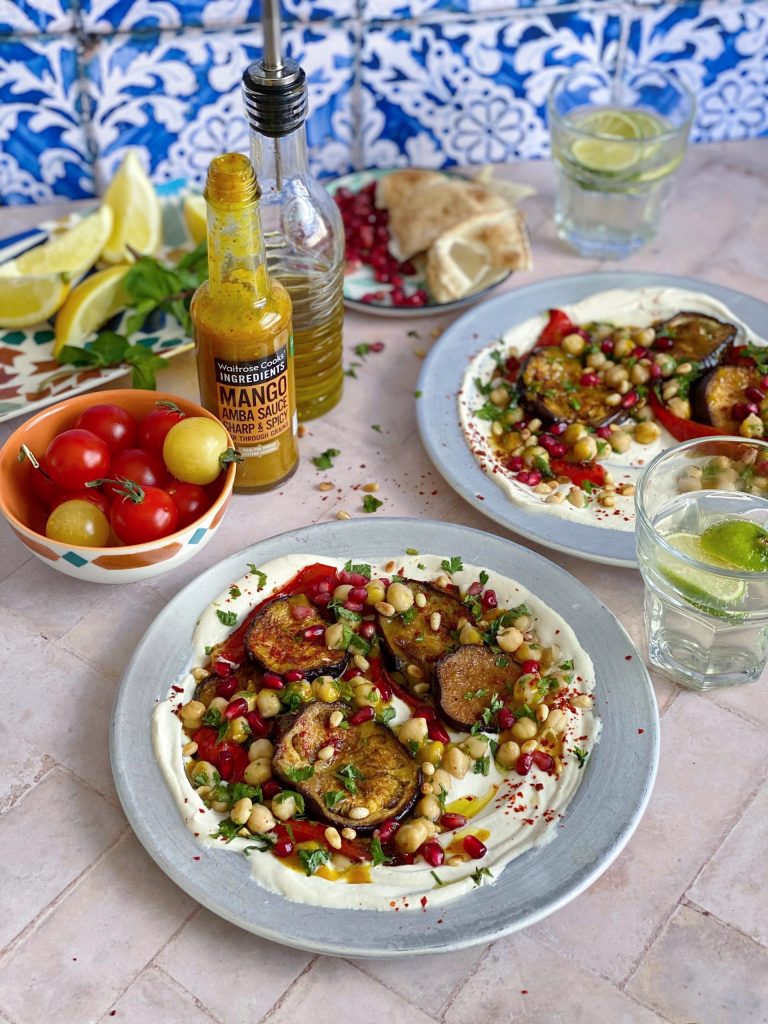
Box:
[328,168,534,317]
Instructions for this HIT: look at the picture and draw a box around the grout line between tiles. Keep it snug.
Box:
[438,940,496,1019]
[344,958,443,1021]
[143,963,225,1024]
[681,896,768,954]
[257,954,320,1024]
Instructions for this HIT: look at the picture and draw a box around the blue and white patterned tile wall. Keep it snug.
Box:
[1,0,767,205]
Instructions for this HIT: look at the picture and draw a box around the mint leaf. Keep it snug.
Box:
[362,495,383,513]
[216,609,237,627]
[283,765,314,783]
[312,448,340,470]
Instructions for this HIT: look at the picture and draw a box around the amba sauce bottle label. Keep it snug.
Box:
[214,345,294,449]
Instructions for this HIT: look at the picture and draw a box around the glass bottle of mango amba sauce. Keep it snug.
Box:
[191,152,299,492]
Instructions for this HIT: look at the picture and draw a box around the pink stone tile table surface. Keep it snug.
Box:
[1,139,767,1024]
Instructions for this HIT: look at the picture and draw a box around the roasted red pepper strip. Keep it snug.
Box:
[278,819,369,862]
[536,309,576,348]
[214,562,339,665]
[191,727,250,782]
[549,458,607,489]
[648,390,719,442]
[369,657,422,710]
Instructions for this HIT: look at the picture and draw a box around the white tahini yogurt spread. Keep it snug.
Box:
[459,286,765,532]
[152,553,600,911]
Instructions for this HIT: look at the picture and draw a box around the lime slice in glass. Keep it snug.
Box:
[570,137,640,174]
[658,532,746,610]
[576,109,644,139]
[700,519,768,573]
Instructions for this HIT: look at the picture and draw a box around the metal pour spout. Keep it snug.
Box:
[262,0,284,73]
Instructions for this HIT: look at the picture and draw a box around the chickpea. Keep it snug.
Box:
[179,700,206,731]
[442,745,471,780]
[397,717,429,747]
[586,351,606,369]
[271,793,299,821]
[325,622,345,650]
[417,740,445,766]
[563,423,587,445]
[661,380,679,401]
[572,436,598,462]
[387,581,415,614]
[333,584,353,603]
[247,804,276,834]
[629,363,650,385]
[513,675,543,705]
[613,337,634,359]
[546,708,568,734]
[187,760,217,787]
[248,738,274,761]
[459,623,483,645]
[416,794,441,821]
[314,677,340,703]
[511,718,538,742]
[540,644,560,670]
[609,430,632,454]
[244,758,272,786]
[634,421,661,445]
[561,332,586,355]
[208,696,229,716]
[462,734,489,759]
[231,798,253,826]
[227,716,250,744]
[365,580,386,605]
[497,626,524,653]
[233,690,257,712]
[514,641,542,664]
[490,387,511,407]
[256,689,281,718]
[353,683,378,708]
[395,821,430,853]
[740,413,764,439]
[513,613,532,632]
[667,397,691,420]
[431,768,453,796]
[495,740,521,768]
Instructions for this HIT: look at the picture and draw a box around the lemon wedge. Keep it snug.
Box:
[53,265,130,355]
[102,151,162,263]
[0,206,113,281]
[426,209,532,303]
[183,194,207,245]
[0,274,70,328]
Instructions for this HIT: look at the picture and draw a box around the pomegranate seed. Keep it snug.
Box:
[360,291,386,303]
[284,670,304,683]
[216,675,239,699]
[213,660,232,677]
[506,455,524,472]
[428,720,450,744]
[621,391,638,409]
[580,372,601,387]
[303,625,325,641]
[414,705,436,721]
[290,603,314,621]
[349,706,374,726]
[733,401,758,419]
[532,750,555,773]
[313,593,331,609]
[379,577,391,588]
[654,335,674,350]
[551,422,567,435]
[601,338,615,354]
[358,225,374,249]
[224,697,248,720]
[631,346,649,358]
[516,470,531,485]
[414,289,429,303]
[596,425,612,439]
[399,261,416,275]
[463,834,487,860]
[262,779,282,799]
[359,621,377,640]
[649,363,663,379]
[745,386,765,403]
[389,273,403,288]
[420,840,445,867]
[482,589,498,610]
[538,433,559,453]
[262,672,284,690]
[374,680,392,701]
[505,355,520,377]
[369,341,385,353]
[440,813,467,830]
[217,749,234,781]
[246,711,269,737]
[377,819,399,843]
[467,581,482,597]
[756,460,768,476]
[526,470,543,487]
[497,707,516,730]
[374,269,391,283]
[339,570,369,587]
[521,659,540,675]
[344,600,364,613]
[761,376,768,390]
[516,752,533,776]
[349,586,369,602]
[394,850,416,865]
[273,835,294,858]
[551,441,567,458]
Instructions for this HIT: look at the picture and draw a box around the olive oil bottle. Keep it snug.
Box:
[191,152,299,492]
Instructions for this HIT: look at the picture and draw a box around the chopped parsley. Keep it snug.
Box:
[345,364,360,379]
[515,704,537,722]
[574,746,589,769]
[371,837,394,867]
[473,755,490,776]
[401,607,417,625]
[204,645,213,656]
[274,790,305,814]
[230,782,260,803]
[471,867,493,887]
[216,609,237,627]
[371,424,382,433]
[354,342,372,357]
[441,555,464,575]
[430,870,444,887]
[479,570,489,586]
[414,390,422,398]
[481,695,504,727]
[210,819,244,843]
[229,585,241,599]
[568,396,582,411]
[202,706,222,727]
[464,688,488,700]
[324,790,346,809]
[407,739,421,756]
[343,560,372,578]
[406,547,419,556]
[474,400,505,422]
[495,655,509,668]
[312,448,341,470]
[247,564,267,590]
[283,765,315,783]
[243,832,277,854]
[298,847,332,876]
[362,495,383,513]
[336,763,364,794]
[377,706,396,726]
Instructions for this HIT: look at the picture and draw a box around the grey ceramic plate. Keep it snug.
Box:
[111,517,659,957]
[416,271,768,567]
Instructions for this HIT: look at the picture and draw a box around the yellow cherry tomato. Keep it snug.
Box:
[162,417,233,485]
[46,499,110,547]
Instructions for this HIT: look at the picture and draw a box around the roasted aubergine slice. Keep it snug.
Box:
[245,594,347,679]
[272,701,420,833]
[519,347,622,428]
[690,365,763,433]
[434,645,522,732]
[377,580,470,683]
[653,312,737,369]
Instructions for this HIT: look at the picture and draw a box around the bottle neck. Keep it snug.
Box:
[250,124,309,194]
[206,198,270,301]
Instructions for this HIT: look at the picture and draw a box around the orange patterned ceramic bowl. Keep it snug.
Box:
[0,389,235,584]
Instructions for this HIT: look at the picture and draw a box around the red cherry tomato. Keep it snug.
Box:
[110,482,179,544]
[29,458,63,510]
[74,404,138,454]
[138,402,187,453]
[109,448,169,493]
[50,489,111,517]
[44,429,111,489]
[165,481,210,529]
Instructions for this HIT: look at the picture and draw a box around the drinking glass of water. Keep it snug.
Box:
[548,65,694,259]
[635,438,768,692]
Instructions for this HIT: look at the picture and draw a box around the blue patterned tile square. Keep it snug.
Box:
[0,0,75,34]
[0,36,95,205]
[79,0,356,34]
[82,24,356,192]
[363,1,615,18]
[361,11,623,168]
[626,1,768,142]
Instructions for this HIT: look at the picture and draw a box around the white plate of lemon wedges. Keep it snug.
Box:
[0,152,209,424]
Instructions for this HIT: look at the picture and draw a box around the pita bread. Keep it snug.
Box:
[376,171,509,261]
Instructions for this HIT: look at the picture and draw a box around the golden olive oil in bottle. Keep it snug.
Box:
[191,152,299,492]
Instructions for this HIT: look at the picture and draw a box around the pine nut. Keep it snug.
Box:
[317,745,335,760]
[415,592,427,608]
[521,739,538,754]
[535,704,549,723]
[336,510,351,520]
[412,682,430,695]
[341,827,357,839]
[349,806,370,820]
[318,481,334,491]
[325,826,342,850]
[434,573,450,588]
[385,560,396,572]
[605,393,622,407]
[406,663,424,680]
[429,611,442,631]
[362,482,379,492]
[329,710,344,728]
[375,601,395,617]
[182,741,198,756]
[191,666,209,682]
[353,654,370,672]
[448,855,466,866]
[422,762,435,777]
[572,694,593,708]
